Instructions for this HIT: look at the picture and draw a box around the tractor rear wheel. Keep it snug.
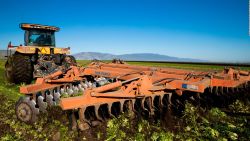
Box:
[5,53,33,84]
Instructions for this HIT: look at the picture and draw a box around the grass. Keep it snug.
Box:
[127,61,250,71]
[0,59,249,140]
[105,102,250,141]
[77,60,250,71]
[0,61,22,101]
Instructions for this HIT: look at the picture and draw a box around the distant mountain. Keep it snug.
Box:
[1,50,204,62]
[73,52,206,62]
[74,52,116,60]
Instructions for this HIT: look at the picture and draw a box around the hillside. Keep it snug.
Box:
[73,52,116,60]
[73,52,205,62]
[0,51,205,62]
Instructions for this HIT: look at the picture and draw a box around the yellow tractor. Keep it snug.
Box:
[5,23,76,84]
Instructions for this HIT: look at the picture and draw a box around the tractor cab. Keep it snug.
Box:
[20,23,60,47]
[5,23,75,84]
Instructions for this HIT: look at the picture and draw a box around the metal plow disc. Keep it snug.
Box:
[70,93,172,131]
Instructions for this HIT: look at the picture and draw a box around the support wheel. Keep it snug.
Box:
[15,97,39,124]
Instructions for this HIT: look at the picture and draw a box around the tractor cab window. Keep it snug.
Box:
[26,30,55,46]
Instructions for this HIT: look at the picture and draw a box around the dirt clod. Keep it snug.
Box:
[52,131,60,141]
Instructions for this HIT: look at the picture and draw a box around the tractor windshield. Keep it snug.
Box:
[26,30,55,46]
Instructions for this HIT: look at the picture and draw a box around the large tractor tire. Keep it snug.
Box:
[5,53,33,84]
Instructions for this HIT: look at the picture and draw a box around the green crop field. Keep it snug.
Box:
[0,59,250,140]
[77,60,250,71]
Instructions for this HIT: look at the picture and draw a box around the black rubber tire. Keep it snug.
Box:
[6,53,33,84]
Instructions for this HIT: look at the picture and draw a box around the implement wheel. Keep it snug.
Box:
[15,97,39,124]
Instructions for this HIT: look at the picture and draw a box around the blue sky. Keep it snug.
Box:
[0,0,249,62]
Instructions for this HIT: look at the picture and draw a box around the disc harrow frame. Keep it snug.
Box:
[15,62,250,130]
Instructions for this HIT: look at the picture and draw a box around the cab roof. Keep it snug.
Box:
[20,23,60,32]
